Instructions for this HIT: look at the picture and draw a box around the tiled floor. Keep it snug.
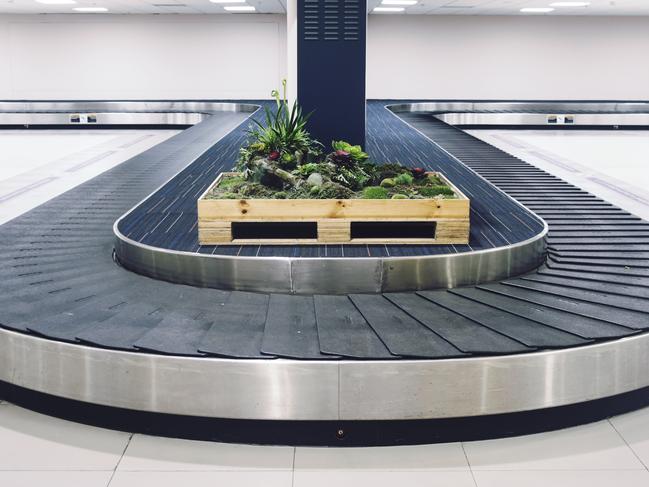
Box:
[0,402,648,487]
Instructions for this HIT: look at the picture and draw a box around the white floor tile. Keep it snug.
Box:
[117,434,294,471]
[109,471,292,487]
[293,470,476,487]
[473,470,649,487]
[463,421,644,471]
[294,443,469,471]
[0,404,130,471]
[0,471,113,487]
[610,407,649,468]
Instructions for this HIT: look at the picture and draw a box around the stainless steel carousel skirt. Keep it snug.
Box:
[113,230,548,294]
[1,327,649,445]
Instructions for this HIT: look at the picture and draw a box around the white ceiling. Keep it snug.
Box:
[0,0,648,16]
[367,0,649,15]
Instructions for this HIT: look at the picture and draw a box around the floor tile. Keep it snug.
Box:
[293,470,475,487]
[464,421,644,470]
[109,471,292,487]
[0,471,112,487]
[473,470,649,487]
[295,443,468,471]
[610,407,649,468]
[117,434,294,471]
[0,404,130,470]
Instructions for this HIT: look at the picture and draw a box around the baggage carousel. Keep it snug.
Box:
[1,100,649,445]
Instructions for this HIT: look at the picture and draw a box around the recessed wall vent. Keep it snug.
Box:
[302,0,362,42]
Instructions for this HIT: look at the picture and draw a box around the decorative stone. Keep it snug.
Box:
[307,172,324,187]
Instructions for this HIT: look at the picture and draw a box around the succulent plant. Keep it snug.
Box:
[411,167,427,179]
[380,178,396,188]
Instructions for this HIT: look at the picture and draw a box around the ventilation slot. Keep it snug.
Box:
[350,221,437,240]
[302,0,361,42]
[231,222,318,240]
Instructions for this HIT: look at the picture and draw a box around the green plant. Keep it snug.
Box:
[316,182,354,199]
[218,176,246,189]
[427,174,444,185]
[391,194,408,200]
[248,80,320,156]
[394,173,414,186]
[332,141,369,162]
[362,186,389,199]
[418,186,456,197]
[380,178,396,188]
[295,162,320,177]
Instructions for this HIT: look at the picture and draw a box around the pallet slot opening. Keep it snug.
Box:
[231,222,318,240]
[350,221,437,240]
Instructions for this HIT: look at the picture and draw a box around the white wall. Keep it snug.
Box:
[367,15,649,100]
[0,14,287,100]
[1,14,648,101]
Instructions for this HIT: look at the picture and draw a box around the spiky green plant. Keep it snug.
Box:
[248,80,320,155]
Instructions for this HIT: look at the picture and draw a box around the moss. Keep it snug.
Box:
[394,173,414,186]
[391,194,408,200]
[418,185,456,198]
[380,178,396,188]
[274,191,288,199]
[218,176,246,189]
[374,163,404,182]
[238,183,276,199]
[362,186,389,199]
[316,182,354,199]
[427,174,444,185]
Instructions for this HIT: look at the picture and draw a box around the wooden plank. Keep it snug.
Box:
[199,197,469,220]
[197,171,470,245]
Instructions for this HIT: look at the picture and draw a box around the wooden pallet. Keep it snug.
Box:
[197,172,470,245]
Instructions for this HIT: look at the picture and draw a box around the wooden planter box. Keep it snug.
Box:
[197,172,470,245]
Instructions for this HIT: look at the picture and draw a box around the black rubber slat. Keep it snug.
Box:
[418,291,588,348]
[349,294,463,358]
[261,294,333,359]
[25,296,125,340]
[452,287,629,339]
[314,295,392,359]
[524,273,649,300]
[384,292,532,354]
[134,311,214,356]
[75,303,165,349]
[499,281,649,328]
[198,292,270,359]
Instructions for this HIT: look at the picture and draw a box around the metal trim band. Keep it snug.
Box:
[1,326,648,420]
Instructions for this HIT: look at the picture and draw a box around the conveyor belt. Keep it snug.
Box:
[0,102,648,362]
[117,102,544,258]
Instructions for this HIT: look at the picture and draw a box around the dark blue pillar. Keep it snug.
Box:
[297,0,367,148]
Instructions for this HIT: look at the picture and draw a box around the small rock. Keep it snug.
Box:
[307,172,324,187]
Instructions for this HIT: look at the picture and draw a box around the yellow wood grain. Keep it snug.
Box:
[197,171,470,245]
